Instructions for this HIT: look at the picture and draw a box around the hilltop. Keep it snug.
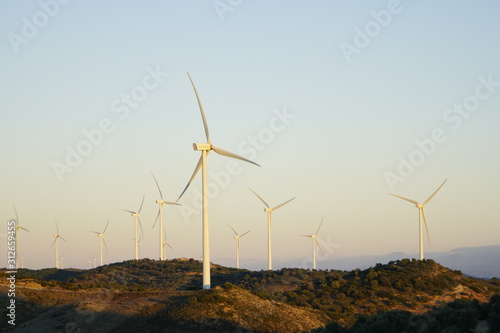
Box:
[1,259,500,332]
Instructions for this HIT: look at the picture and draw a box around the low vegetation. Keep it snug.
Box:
[1,258,500,332]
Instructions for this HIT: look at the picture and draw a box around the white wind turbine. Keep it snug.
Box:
[51,219,67,269]
[387,179,447,260]
[228,224,250,269]
[247,187,295,270]
[176,72,260,289]
[91,220,109,266]
[151,173,180,261]
[124,195,145,260]
[12,205,30,269]
[299,218,325,270]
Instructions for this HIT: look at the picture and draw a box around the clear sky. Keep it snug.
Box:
[1,1,499,270]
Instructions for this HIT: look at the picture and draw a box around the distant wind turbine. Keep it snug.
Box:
[124,195,145,260]
[151,173,180,261]
[91,220,109,266]
[299,218,325,270]
[176,72,260,289]
[12,205,30,269]
[228,224,250,269]
[387,179,447,260]
[51,219,67,269]
[248,187,295,270]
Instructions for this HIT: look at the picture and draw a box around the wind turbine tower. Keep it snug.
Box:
[91,220,109,266]
[176,72,260,289]
[124,195,145,260]
[387,179,447,260]
[152,173,180,261]
[248,187,295,270]
[228,224,250,269]
[12,205,30,269]
[299,218,325,270]
[51,220,67,269]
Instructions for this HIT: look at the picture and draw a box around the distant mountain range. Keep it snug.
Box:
[222,244,500,278]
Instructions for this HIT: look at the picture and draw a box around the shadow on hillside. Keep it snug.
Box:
[16,268,84,283]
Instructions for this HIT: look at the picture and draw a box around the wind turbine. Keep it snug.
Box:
[151,173,180,261]
[91,220,109,266]
[299,218,325,270]
[248,187,295,270]
[12,205,30,270]
[387,179,447,260]
[51,219,67,269]
[176,72,260,289]
[228,224,250,269]
[124,195,145,260]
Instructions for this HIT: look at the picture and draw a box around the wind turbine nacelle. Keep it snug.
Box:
[193,143,211,151]
[264,208,272,212]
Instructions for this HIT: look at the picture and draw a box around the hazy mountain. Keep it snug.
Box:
[228,244,500,278]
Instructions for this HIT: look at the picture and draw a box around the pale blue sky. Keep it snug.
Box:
[1,1,499,270]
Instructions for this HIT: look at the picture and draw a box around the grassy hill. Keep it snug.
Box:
[2,259,500,332]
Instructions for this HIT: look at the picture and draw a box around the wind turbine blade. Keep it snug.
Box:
[60,236,68,243]
[50,238,57,248]
[164,201,181,206]
[91,231,100,235]
[212,146,260,167]
[424,179,447,206]
[166,243,174,251]
[123,210,136,214]
[298,235,311,237]
[177,155,203,202]
[273,197,296,211]
[421,208,431,246]
[138,194,145,214]
[103,220,109,234]
[151,172,164,200]
[138,216,144,238]
[315,218,324,236]
[247,187,270,208]
[152,209,160,229]
[387,193,419,205]
[103,237,109,254]
[187,71,210,143]
[240,230,251,238]
[227,224,238,236]
[12,204,19,224]
[19,226,30,233]
[315,239,325,256]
